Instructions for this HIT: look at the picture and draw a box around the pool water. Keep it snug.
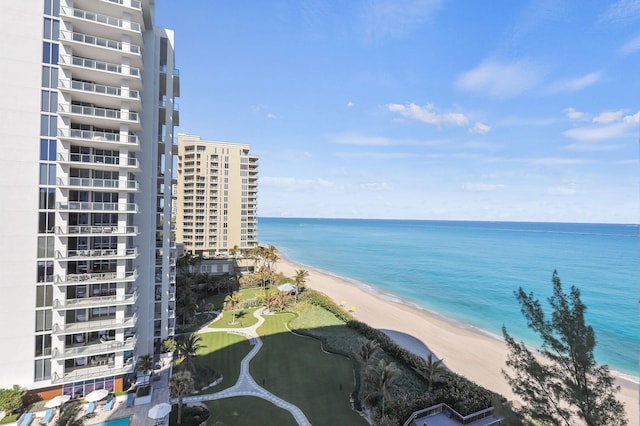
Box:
[92,417,130,426]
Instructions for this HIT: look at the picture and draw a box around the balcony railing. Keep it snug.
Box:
[55,247,138,260]
[57,152,139,168]
[59,54,140,78]
[56,201,138,212]
[53,290,138,309]
[51,361,135,384]
[61,6,141,32]
[59,103,140,124]
[60,30,141,55]
[52,313,137,334]
[59,79,140,100]
[56,225,138,235]
[104,0,142,10]
[54,270,137,285]
[52,336,136,360]
[56,177,138,190]
[58,128,140,147]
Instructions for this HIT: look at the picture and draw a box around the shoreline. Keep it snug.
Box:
[275,256,639,424]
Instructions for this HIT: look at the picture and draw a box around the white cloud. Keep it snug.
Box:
[360,182,390,191]
[251,104,268,112]
[593,110,624,123]
[387,102,469,126]
[620,34,640,54]
[455,59,542,98]
[333,151,419,159]
[520,157,590,166]
[469,122,491,134]
[564,107,588,121]
[347,101,354,107]
[563,122,631,141]
[362,0,442,40]
[623,111,640,123]
[266,113,278,119]
[547,72,601,93]
[260,176,334,192]
[600,0,640,22]
[547,182,580,196]
[461,183,505,192]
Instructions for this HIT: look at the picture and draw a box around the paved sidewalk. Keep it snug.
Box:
[174,308,311,426]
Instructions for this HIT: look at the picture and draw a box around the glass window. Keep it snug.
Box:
[35,310,52,332]
[35,334,51,356]
[36,285,53,307]
[37,261,54,283]
[34,358,51,382]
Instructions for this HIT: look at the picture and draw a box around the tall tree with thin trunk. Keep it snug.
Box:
[176,334,204,374]
[293,269,309,302]
[365,359,400,420]
[169,370,194,425]
[503,271,627,426]
[413,353,446,392]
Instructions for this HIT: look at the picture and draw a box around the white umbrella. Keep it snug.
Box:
[44,395,70,408]
[84,388,109,402]
[148,403,172,419]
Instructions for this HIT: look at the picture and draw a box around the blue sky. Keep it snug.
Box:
[156,1,639,224]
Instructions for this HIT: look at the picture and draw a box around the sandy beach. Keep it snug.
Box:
[276,257,639,425]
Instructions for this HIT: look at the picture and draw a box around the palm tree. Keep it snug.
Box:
[352,338,380,366]
[169,370,194,425]
[293,269,309,302]
[365,359,400,419]
[55,403,83,426]
[176,334,204,374]
[224,292,241,324]
[264,245,279,270]
[413,353,446,392]
[136,354,153,384]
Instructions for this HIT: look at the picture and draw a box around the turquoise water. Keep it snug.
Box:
[258,218,640,379]
[92,417,130,426]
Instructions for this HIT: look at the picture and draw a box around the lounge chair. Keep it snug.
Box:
[85,402,96,416]
[125,393,135,407]
[39,409,54,425]
[18,412,33,426]
[104,398,115,412]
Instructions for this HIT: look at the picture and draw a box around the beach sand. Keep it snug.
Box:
[276,257,639,425]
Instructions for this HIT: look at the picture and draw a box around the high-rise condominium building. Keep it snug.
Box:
[176,135,258,257]
[0,0,179,398]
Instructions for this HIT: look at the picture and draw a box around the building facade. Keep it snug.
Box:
[176,135,258,257]
[0,0,178,397]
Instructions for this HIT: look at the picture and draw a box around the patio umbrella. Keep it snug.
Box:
[148,403,172,419]
[84,388,109,402]
[44,395,70,408]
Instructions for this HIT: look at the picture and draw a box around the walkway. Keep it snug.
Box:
[174,308,311,426]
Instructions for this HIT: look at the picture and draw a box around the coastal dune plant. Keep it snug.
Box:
[502,271,627,426]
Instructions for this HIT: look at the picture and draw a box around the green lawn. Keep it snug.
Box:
[250,313,368,426]
[207,307,260,329]
[194,332,251,393]
[205,397,297,426]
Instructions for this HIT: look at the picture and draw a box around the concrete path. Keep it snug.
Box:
[173,308,311,426]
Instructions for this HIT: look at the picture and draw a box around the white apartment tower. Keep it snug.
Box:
[0,0,179,397]
[176,135,258,257]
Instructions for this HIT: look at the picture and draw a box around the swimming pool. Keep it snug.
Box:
[91,417,130,426]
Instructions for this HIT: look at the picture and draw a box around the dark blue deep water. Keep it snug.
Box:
[258,217,639,379]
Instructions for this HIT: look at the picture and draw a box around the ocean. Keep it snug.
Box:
[257,217,640,379]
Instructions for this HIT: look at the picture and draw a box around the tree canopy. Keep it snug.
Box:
[502,271,627,425]
[0,385,25,414]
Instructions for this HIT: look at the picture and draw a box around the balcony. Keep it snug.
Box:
[56,177,138,192]
[59,55,141,91]
[54,270,137,285]
[51,360,135,384]
[52,313,137,335]
[56,225,138,236]
[58,79,141,110]
[58,103,141,131]
[55,247,138,261]
[60,6,142,45]
[51,336,136,360]
[53,290,138,310]
[56,201,138,213]
[58,128,140,151]
[59,30,142,68]
[57,152,140,171]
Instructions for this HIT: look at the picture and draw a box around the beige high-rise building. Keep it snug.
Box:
[176,134,258,256]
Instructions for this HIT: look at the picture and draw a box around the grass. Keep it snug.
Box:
[250,313,368,426]
[0,414,19,424]
[194,332,251,393]
[205,397,297,426]
[207,307,260,329]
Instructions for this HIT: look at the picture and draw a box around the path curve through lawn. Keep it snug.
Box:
[172,307,311,426]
